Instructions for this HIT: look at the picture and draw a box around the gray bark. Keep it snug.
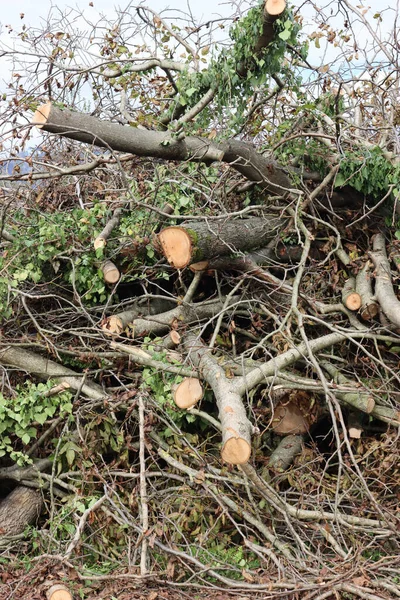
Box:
[0,345,106,400]
[33,103,292,195]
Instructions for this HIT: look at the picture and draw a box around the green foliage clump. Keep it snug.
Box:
[335,146,400,200]
[170,2,305,134]
[0,380,73,465]
[0,202,110,314]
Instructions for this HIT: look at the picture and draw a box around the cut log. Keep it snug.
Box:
[183,332,252,465]
[0,486,43,537]
[101,260,120,284]
[370,233,400,328]
[342,277,361,311]
[46,584,73,600]
[103,296,240,338]
[94,207,122,250]
[320,362,375,414]
[157,217,282,269]
[32,103,292,194]
[355,262,379,321]
[158,330,181,349]
[174,377,203,409]
[271,401,310,435]
[0,346,105,400]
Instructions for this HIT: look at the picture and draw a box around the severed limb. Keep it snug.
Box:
[102,295,240,337]
[320,361,399,426]
[268,434,304,471]
[237,0,287,77]
[356,261,379,320]
[183,331,253,464]
[342,276,362,311]
[0,345,105,400]
[94,207,122,250]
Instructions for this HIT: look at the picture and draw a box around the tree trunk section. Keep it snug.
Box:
[0,486,43,537]
[268,434,303,471]
[157,216,282,269]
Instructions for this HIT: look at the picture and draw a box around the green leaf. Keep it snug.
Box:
[66,448,76,466]
[334,172,346,188]
[278,29,291,41]
[21,433,31,444]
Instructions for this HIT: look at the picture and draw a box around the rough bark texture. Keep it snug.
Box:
[370,233,400,328]
[0,486,43,537]
[157,216,283,268]
[33,103,292,194]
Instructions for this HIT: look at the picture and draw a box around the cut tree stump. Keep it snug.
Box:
[157,216,282,269]
[173,377,203,409]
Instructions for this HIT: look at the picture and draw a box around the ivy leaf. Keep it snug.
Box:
[334,172,346,188]
[21,432,31,444]
[185,87,197,97]
[278,29,291,41]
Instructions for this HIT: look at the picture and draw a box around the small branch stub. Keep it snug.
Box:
[174,377,203,409]
[342,277,361,311]
[46,584,73,600]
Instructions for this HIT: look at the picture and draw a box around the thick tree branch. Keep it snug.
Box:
[32,103,292,194]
